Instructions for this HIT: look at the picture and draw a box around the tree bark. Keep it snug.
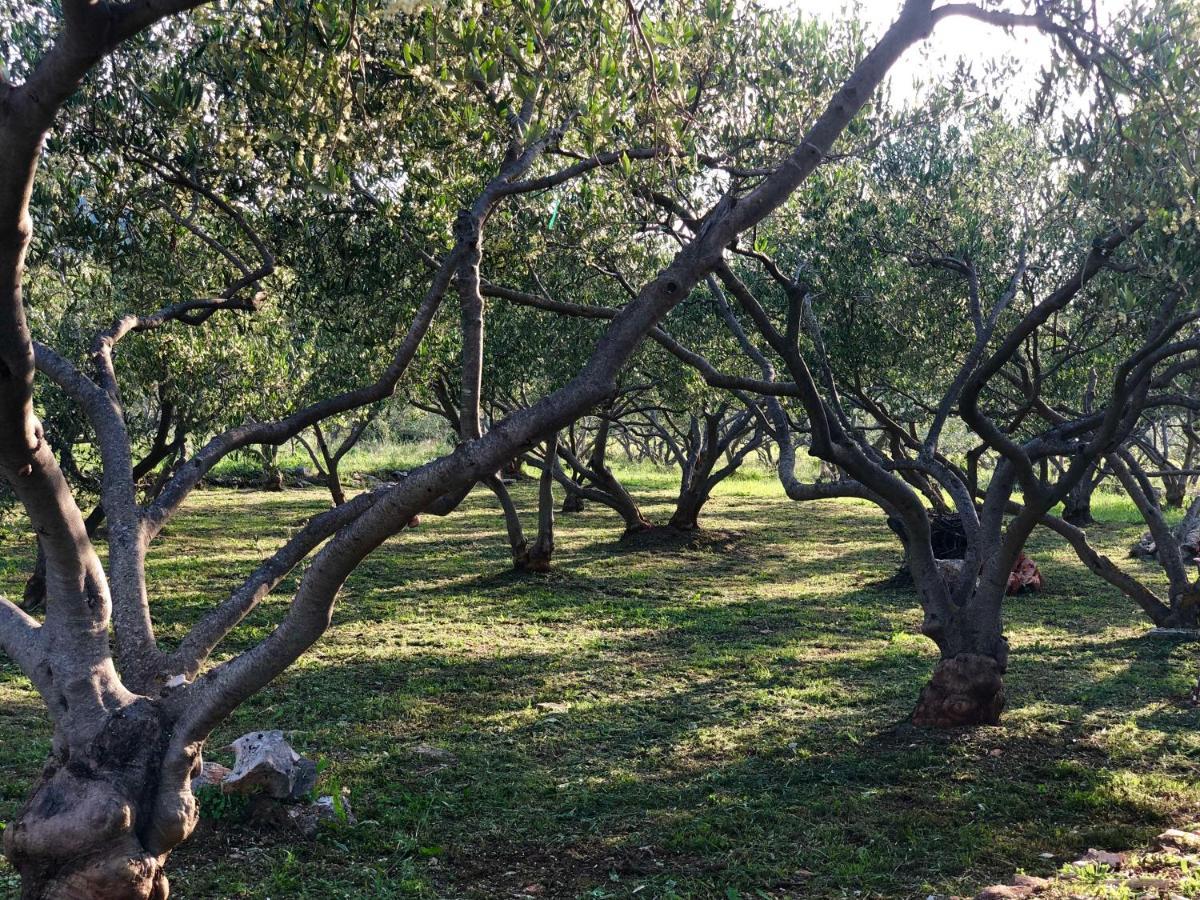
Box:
[560,487,586,513]
[912,651,1007,728]
[588,420,652,537]
[1163,474,1188,509]
[326,459,346,507]
[1164,600,1199,629]
[1062,483,1095,526]
[23,403,183,613]
[486,474,531,569]
[1062,462,1100,527]
[307,422,352,507]
[665,408,759,531]
[4,700,192,900]
[20,541,47,613]
[912,578,1009,728]
[542,443,648,533]
[258,445,283,492]
[526,434,557,572]
[668,485,707,531]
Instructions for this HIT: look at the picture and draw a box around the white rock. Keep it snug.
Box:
[223,730,317,800]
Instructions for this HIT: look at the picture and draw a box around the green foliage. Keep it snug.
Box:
[194,786,253,823]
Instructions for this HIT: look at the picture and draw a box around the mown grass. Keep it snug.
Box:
[0,468,1196,899]
[210,437,456,483]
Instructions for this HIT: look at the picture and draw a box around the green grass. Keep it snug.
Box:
[0,472,1197,899]
[210,437,457,482]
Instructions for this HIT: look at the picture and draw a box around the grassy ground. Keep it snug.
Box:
[0,468,1197,899]
[210,437,455,483]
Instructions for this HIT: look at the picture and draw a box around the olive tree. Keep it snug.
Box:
[0,0,1112,894]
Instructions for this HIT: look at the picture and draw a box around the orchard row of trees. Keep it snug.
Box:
[0,0,1197,896]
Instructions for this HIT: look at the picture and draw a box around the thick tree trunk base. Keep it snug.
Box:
[1062,485,1096,527]
[668,491,706,533]
[561,493,585,514]
[1160,605,1199,630]
[618,518,655,540]
[1062,507,1094,527]
[5,702,192,900]
[17,852,167,900]
[512,545,554,574]
[260,469,284,492]
[912,653,1006,728]
[667,507,702,532]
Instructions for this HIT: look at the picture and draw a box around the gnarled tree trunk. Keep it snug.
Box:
[665,408,760,531]
[912,649,1007,728]
[587,418,651,536]
[1163,473,1189,510]
[668,486,707,531]
[541,417,651,536]
[560,486,586,513]
[1062,477,1096,526]
[903,531,1010,728]
[5,700,195,900]
[912,601,1008,728]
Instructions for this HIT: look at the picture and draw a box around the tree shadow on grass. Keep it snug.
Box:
[178,622,1197,899]
[7,487,1195,897]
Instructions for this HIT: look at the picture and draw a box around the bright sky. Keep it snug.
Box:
[781,1,1118,107]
